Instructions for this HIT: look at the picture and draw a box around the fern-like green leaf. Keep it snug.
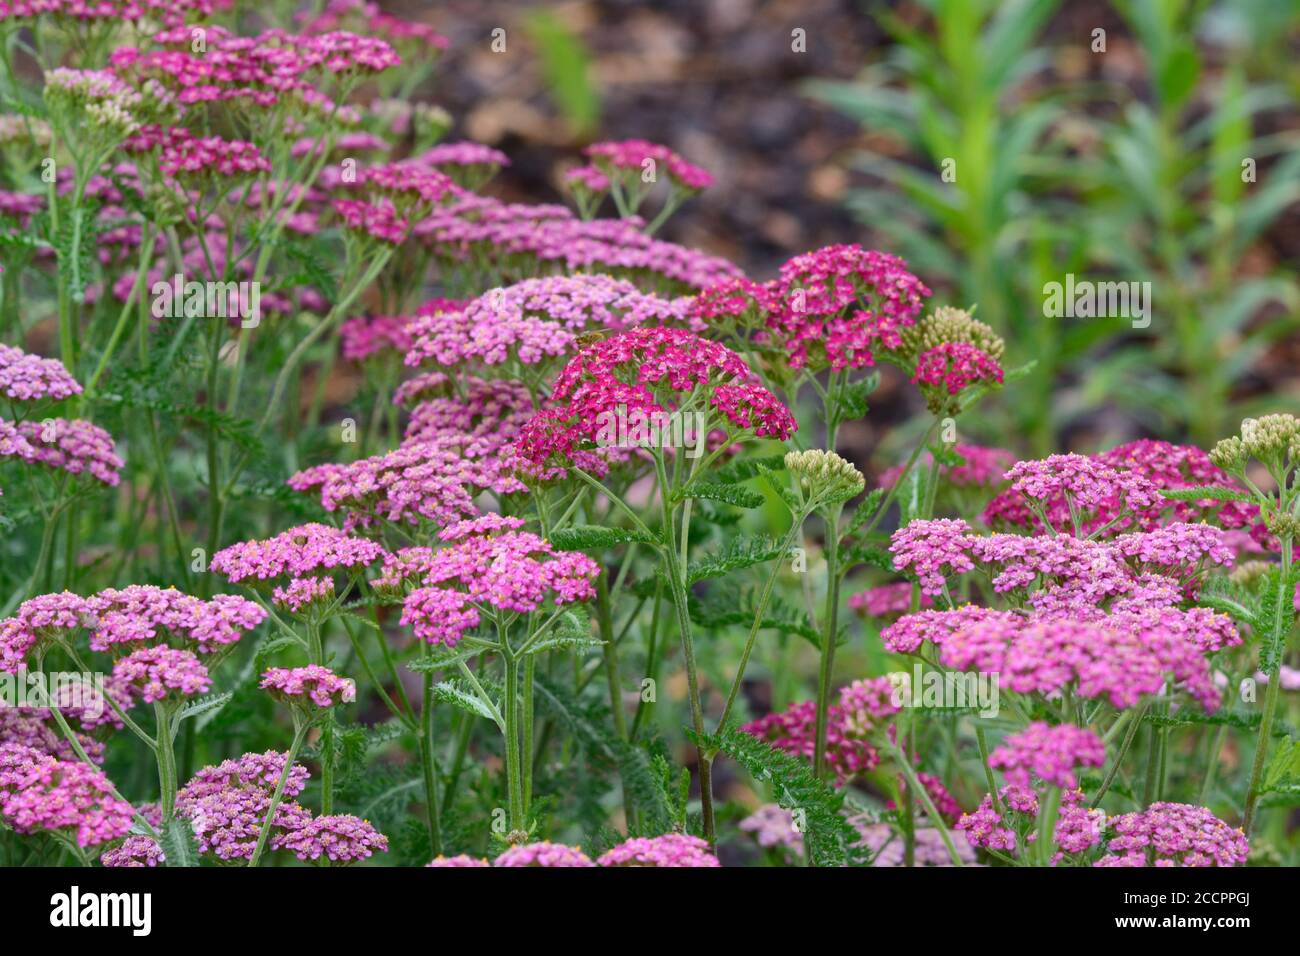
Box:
[550,525,659,550]
[674,482,766,509]
[694,726,865,866]
[159,818,201,868]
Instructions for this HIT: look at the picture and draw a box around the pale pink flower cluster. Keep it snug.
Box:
[288,441,520,531]
[404,276,691,369]
[937,614,1222,711]
[112,645,212,704]
[597,833,720,867]
[420,141,509,169]
[415,193,743,291]
[493,841,595,867]
[6,418,123,486]
[0,345,82,402]
[394,524,601,647]
[0,743,133,848]
[210,523,386,583]
[1095,803,1248,867]
[0,586,265,671]
[848,582,932,618]
[272,576,335,614]
[984,442,1264,540]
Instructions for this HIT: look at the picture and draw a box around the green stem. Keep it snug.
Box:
[248,719,309,867]
[154,703,177,821]
[1243,537,1293,833]
[812,503,844,779]
[419,642,444,856]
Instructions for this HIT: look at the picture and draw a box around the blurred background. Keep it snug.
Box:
[391,0,1299,470]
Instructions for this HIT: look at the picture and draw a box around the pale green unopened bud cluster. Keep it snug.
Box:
[785,449,865,502]
[1228,560,1273,586]
[901,306,1005,362]
[1211,414,1300,471]
[1265,512,1300,540]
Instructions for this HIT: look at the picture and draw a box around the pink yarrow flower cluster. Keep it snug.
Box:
[0,744,133,848]
[987,722,1106,789]
[584,139,713,190]
[493,841,595,867]
[274,814,388,863]
[6,418,123,486]
[1095,803,1248,867]
[766,244,930,372]
[742,677,899,785]
[0,345,82,402]
[0,586,265,672]
[404,275,692,369]
[210,523,386,583]
[111,646,212,704]
[514,326,795,472]
[393,519,600,648]
[597,833,720,867]
[260,665,356,709]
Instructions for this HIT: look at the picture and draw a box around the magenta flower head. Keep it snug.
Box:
[112,646,212,704]
[742,677,900,785]
[272,814,388,863]
[597,833,720,867]
[493,840,595,867]
[392,520,601,648]
[514,325,796,475]
[987,722,1106,790]
[911,342,1004,412]
[261,665,356,710]
[584,139,713,192]
[766,244,930,373]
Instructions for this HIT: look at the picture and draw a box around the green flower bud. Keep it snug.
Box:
[900,305,1005,363]
[784,449,865,505]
